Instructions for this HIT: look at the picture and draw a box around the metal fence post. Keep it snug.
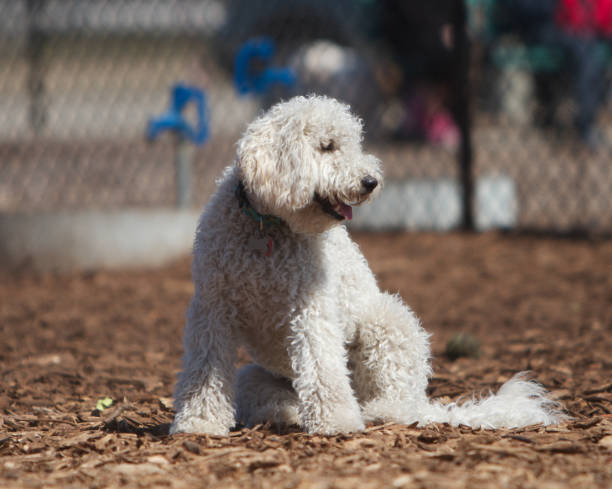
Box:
[26,0,47,135]
[452,0,474,230]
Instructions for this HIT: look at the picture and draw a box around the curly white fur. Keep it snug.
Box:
[170,95,565,436]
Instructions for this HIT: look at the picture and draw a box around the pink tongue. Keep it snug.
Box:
[336,202,353,220]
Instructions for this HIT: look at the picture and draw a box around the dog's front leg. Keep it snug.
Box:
[170,300,236,435]
[287,309,365,434]
[350,292,431,425]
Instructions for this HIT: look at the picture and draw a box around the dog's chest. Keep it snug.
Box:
[231,241,322,326]
[228,234,344,376]
[231,273,302,377]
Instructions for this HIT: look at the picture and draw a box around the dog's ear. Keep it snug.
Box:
[236,113,315,213]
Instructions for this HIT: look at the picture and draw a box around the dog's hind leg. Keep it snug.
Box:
[349,292,432,425]
[170,298,237,435]
[350,292,565,428]
[235,364,300,428]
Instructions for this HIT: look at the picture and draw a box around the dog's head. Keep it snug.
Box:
[236,95,383,234]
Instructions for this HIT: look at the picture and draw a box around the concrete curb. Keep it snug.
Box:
[0,209,200,272]
[350,175,517,231]
[0,175,517,272]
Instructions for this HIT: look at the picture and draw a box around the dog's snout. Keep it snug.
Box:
[361,175,378,193]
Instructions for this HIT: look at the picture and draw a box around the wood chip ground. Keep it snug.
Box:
[1,232,611,488]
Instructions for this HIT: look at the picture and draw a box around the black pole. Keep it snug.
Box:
[451,0,474,230]
[26,0,46,135]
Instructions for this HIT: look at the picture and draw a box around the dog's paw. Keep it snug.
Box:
[321,414,366,435]
[362,398,411,424]
[170,416,230,436]
[328,414,366,435]
[239,402,301,429]
[307,405,365,435]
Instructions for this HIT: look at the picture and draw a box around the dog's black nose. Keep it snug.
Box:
[361,175,378,193]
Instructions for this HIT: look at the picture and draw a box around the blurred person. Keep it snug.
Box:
[556,0,611,147]
[496,0,611,148]
[379,0,461,150]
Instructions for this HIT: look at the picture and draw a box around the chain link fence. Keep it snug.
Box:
[1,0,611,233]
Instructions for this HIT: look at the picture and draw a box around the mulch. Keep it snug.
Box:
[1,231,611,488]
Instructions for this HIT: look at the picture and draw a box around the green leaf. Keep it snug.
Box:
[95,397,114,411]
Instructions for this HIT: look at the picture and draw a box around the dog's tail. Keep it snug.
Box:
[417,372,567,429]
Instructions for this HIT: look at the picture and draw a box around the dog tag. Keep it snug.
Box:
[249,235,273,255]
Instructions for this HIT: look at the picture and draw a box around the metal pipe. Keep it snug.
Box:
[26,0,46,135]
[175,133,192,208]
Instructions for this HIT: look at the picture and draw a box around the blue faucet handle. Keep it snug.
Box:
[234,38,296,95]
[147,83,209,145]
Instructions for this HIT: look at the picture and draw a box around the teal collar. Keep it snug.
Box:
[235,182,282,231]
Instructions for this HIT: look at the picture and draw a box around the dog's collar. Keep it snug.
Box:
[235,181,282,231]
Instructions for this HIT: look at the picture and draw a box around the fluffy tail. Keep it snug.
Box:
[418,372,567,429]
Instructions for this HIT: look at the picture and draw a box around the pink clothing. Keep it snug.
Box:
[557,0,612,37]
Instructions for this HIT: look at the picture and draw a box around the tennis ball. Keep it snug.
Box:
[445,332,481,360]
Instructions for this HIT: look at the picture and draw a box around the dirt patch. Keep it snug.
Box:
[1,232,611,488]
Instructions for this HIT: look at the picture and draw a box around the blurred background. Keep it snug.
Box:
[0,0,611,268]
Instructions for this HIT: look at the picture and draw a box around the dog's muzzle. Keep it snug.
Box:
[361,175,378,194]
[315,175,379,221]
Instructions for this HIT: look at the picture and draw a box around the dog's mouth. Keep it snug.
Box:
[314,194,354,221]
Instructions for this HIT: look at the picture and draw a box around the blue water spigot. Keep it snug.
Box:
[147,83,209,145]
[234,38,296,96]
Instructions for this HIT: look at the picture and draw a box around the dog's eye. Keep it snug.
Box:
[320,140,335,152]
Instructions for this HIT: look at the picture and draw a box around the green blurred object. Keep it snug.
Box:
[95,397,114,412]
[445,332,481,361]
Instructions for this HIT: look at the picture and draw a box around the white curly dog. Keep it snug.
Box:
[170,95,563,436]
